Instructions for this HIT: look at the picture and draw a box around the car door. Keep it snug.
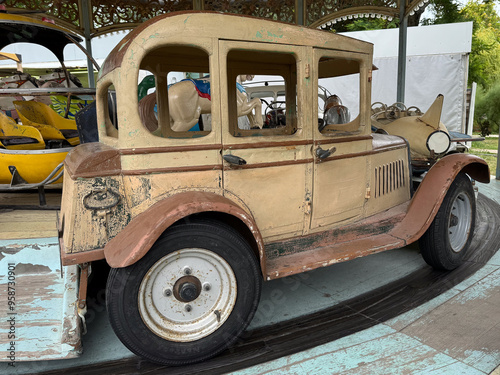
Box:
[310,48,373,230]
[219,40,312,241]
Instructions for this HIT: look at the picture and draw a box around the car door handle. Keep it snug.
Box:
[223,154,247,165]
[315,146,336,159]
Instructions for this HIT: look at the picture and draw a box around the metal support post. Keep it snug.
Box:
[496,136,500,180]
[397,0,408,104]
[296,0,306,25]
[81,0,95,88]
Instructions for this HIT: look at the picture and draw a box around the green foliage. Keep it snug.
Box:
[475,82,500,135]
[420,0,462,25]
[330,17,399,33]
[460,0,500,88]
[343,17,399,32]
[419,0,500,89]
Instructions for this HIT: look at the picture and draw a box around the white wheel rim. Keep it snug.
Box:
[448,192,472,252]
[138,248,237,342]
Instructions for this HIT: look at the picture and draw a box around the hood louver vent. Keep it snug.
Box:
[374,160,406,198]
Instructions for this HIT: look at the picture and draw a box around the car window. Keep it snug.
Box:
[225,50,298,137]
[137,45,212,138]
[316,55,361,135]
[102,82,118,138]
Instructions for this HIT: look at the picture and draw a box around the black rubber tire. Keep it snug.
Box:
[419,173,476,271]
[106,220,262,365]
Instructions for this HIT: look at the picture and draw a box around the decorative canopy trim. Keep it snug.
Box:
[3,0,427,39]
[406,0,431,17]
[311,6,400,29]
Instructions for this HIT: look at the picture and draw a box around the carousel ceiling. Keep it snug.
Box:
[3,0,429,38]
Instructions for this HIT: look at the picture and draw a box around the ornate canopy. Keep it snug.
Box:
[4,0,429,38]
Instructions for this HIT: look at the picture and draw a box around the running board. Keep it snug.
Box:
[266,233,405,280]
[265,203,409,280]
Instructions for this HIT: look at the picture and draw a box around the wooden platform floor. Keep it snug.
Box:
[0,190,61,240]
[0,189,62,208]
[0,209,58,240]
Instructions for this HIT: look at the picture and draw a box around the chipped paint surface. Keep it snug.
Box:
[254,28,284,42]
[0,237,80,361]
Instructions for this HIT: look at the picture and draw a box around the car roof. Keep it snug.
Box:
[100,11,373,79]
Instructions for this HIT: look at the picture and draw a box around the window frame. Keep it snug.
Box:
[220,41,305,140]
[313,49,371,138]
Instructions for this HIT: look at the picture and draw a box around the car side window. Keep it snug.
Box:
[137,46,212,138]
[226,50,298,137]
[316,56,362,135]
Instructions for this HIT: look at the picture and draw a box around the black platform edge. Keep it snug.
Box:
[38,194,500,375]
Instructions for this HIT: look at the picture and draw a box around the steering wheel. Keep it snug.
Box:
[265,100,286,115]
[385,105,403,120]
[371,102,387,115]
[265,101,286,127]
[407,106,423,116]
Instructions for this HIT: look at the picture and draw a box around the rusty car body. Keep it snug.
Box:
[57,11,489,365]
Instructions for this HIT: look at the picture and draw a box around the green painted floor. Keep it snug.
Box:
[6,179,500,375]
[234,179,500,375]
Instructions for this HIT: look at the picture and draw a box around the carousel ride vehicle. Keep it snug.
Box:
[0,12,97,189]
[54,11,489,366]
[371,96,485,174]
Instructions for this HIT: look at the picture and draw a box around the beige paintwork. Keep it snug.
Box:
[60,12,489,280]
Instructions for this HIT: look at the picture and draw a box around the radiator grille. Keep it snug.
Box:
[374,160,406,198]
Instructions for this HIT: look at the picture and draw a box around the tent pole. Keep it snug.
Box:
[397,0,407,104]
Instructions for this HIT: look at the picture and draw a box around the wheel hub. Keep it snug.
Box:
[174,276,201,302]
[448,192,473,253]
[450,214,459,227]
[138,248,237,342]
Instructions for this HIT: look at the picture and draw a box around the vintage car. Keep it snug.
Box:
[371,96,485,174]
[59,12,490,365]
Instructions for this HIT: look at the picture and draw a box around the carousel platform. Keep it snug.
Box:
[4,179,500,375]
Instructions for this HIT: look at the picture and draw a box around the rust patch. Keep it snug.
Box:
[266,203,407,259]
[60,247,105,266]
[15,263,52,274]
[62,317,80,346]
[392,153,490,244]
[0,273,60,314]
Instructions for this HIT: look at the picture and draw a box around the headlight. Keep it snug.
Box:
[426,130,451,155]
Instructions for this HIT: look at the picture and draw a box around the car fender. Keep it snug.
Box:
[390,153,490,244]
[104,191,265,273]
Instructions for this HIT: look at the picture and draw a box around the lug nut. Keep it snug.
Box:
[185,304,192,312]
[164,288,172,297]
[203,282,211,291]
[183,266,192,275]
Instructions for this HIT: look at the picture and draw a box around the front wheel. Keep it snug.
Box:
[419,173,476,270]
[106,221,262,365]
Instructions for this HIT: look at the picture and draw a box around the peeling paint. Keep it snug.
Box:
[15,263,52,274]
[0,237,80,361]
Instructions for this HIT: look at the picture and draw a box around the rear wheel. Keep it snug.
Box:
[419,173,476,270]
[106,221,262,365]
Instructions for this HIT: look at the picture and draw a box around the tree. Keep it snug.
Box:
[460,0,500,88]
[475,81,500,135]
[420,0,462,25]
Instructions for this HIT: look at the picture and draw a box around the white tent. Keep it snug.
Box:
[1,22,472,133]
[340,22,473,133]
